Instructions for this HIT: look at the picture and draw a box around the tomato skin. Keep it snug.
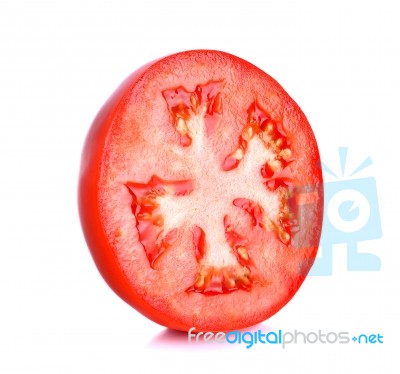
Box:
[79,50,323,332]
[79,60,189,330]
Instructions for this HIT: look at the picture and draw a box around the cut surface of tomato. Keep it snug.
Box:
[79,50,323,332]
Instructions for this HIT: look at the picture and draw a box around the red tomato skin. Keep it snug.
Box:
[79,60,189,330]
[79,50,323,332]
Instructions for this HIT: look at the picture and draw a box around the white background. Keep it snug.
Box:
[1,0,399,372]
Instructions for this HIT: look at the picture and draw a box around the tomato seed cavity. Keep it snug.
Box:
[126,81,298,294]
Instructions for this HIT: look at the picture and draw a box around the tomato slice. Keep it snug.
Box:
[79,50,323,332]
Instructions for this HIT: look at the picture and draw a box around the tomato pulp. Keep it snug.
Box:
[79,50,323,332]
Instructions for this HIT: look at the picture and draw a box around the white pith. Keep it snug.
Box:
[157,112,281,268]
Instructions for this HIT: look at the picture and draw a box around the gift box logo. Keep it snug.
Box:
[310,147,382,276]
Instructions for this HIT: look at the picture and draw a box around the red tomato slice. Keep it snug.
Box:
[79,50,323,332]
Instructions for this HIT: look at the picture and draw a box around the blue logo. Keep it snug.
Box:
[310,147,382,275]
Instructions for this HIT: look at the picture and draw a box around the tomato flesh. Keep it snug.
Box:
[79,50,323,331]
